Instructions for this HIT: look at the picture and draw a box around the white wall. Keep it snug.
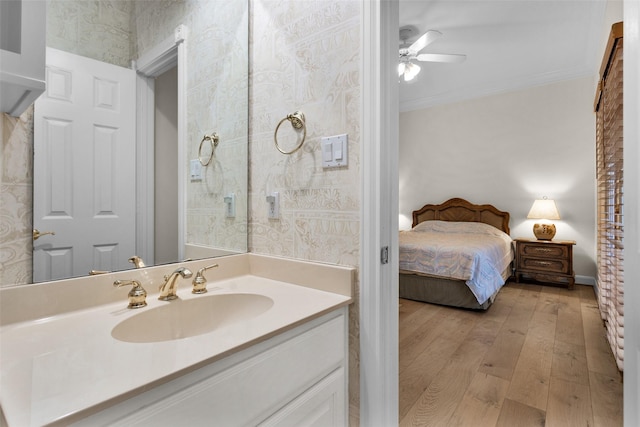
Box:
[399,76,596,281]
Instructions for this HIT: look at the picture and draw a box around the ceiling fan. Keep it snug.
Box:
[398,27,466,82]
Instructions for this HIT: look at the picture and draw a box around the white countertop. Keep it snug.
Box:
[0,256,353,427]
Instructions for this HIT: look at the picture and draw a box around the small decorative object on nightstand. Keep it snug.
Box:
[514,238,576,289]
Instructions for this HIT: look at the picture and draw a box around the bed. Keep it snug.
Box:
[399,198,513,310]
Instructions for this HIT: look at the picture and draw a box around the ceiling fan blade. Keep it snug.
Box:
[416,53,467,63]
[407,30,442,55]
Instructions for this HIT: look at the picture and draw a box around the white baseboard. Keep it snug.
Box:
[576,275,597,286]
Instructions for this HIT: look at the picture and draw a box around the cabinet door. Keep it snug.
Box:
[0,0,46,116]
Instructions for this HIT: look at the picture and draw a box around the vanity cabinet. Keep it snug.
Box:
[73,308,348,426]
[0,0,47,116]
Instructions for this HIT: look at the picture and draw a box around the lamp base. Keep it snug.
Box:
[533,223,556,240]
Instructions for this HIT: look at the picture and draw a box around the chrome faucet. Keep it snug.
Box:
[158,267,193,301]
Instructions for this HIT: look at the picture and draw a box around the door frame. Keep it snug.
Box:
[135,25,188,264]
[360,1,399,425]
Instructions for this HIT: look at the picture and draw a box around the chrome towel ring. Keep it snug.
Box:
[198,133,219,166]
[274,111,306,155]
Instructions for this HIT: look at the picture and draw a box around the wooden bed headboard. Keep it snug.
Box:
[411,198,510,234]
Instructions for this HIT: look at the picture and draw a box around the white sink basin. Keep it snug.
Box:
[111,293,274,343]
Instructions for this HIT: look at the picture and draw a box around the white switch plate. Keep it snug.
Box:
[190,159,202,181]
[321,134,348,168]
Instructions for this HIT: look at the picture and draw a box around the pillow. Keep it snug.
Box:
[412,220,510,239]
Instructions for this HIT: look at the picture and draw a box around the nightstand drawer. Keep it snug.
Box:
[520,257,570,274]
[519,243,568,259]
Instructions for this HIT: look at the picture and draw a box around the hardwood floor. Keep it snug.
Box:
[399,282,623,426]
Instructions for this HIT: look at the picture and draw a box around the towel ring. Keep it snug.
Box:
[274,111,306,155]
[198,133,219,166]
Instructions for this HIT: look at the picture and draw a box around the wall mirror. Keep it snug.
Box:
[22,0,248,284]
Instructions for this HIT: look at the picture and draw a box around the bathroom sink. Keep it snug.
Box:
[111,293,274,343]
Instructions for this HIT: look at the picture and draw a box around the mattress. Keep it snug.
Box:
[399,220,514,305]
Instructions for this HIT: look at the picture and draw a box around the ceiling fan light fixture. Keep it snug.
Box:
[398,62,406,77]
[398,27,466,83]
[403,62,421,81]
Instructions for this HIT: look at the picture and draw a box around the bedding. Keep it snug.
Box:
[399,220,514,305]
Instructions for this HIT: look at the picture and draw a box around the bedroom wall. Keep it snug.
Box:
[399,76,597,283]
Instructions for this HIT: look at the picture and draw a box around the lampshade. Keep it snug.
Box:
[527,199,560,220]
[527,198,560,240]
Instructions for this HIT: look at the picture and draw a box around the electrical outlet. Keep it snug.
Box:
[190,159,203,181]
[224,193,235,218]
[267,192,279,219]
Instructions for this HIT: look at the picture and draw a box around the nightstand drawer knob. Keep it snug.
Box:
[533,261,552,267]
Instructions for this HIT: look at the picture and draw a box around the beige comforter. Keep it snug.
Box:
[399,220,514,304]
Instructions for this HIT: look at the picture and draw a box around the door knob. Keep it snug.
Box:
[33,229,56,240]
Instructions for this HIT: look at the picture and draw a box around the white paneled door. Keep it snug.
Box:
[33,48,136,282]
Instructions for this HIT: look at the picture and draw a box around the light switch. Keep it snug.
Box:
[322,142,333,162]
[321,134,348,168]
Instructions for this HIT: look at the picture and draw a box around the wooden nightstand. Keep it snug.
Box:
[514,238,576,289]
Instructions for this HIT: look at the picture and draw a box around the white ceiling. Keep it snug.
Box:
[399,0,607,112]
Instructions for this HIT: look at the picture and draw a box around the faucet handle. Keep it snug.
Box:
[192,264,219,294]
[89,269,110,275]
[114,280,148,309]
[128,256,146,268]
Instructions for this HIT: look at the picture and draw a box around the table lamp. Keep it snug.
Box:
[527,197,560,240]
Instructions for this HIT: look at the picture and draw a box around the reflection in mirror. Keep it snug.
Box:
[2,0,248,285]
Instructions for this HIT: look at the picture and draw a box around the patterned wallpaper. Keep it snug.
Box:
[132,0,249,254]
[0,109,33,286]
[47,0,133,68]
[249,1,361,420]
[249,0,360,264]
